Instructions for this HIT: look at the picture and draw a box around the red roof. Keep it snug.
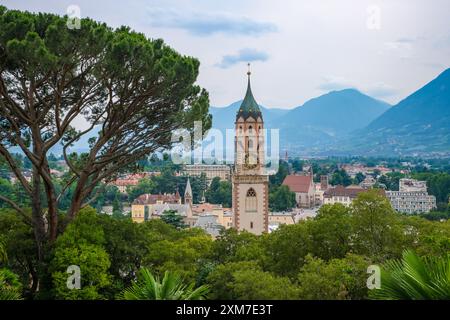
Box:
[282,175,313,193]
[323,185,385,199]
[132,194,181,205]
[113,179,139,186]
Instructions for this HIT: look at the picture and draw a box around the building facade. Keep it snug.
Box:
[323,185,369,206]
[131,193,186,223]
[182,164,231,182]
[386,178,436,214]
[232,67,269,235]
[282,174,316,208]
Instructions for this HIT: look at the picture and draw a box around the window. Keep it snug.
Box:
[250,222,254,229]
[246,188,257,212]
[248,125,253,133]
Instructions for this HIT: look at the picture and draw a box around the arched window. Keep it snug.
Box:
[239,126,243,133]
[248,139,253,149]
[246,188,257,212]
[248,125,253,133]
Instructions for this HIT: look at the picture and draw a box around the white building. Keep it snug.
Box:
[182,164,231,183]
[386,178,436,214]
[399,178,427,192]
[323,185,368,206]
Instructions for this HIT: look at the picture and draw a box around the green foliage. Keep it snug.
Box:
[261,223,312,277]
[330,169,352,186]
[205,177,232,207]
[206,261,298,300]
[351,190,404,259]
[50,208,111,299]
[120,268,209,300]
[51,244,111,300]
[297,254,370,300]
[402,217,450,257]
[370,250,450,300]
[144,223,213,282]
[0,268,23,300]
[97,216,150,296]
[1,172,450,301]
[353,172,366,184]
[212,229,262,264]
[127,178,155,201]
[160,210,187,229]
[377,172,405,191]
[269,185,296,212]
[230,269,299,300]
[112,195,123,218]
[308,204,353,260]
[0,209,36,295]
[269,160,289,187]
[0,237,7,263]
[412,172,450,210]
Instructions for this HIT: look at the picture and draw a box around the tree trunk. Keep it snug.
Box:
[31,165,46,262]
[67,173,89,219]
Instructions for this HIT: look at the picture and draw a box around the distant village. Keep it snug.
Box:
[5,159,438,238]
[77,161,435,237]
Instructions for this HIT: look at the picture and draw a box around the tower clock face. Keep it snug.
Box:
[244,153,258,169]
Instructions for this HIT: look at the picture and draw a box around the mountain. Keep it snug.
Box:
[274,89,391,153]
[339,68,450,157]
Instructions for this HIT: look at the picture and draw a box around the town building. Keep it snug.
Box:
[131,177,234,236]
[360,175,376,189]
[182,164,231,183]
[399,178,427,192]
[386,178,436,214]
[323,185,370,206]
[111,172,160,193]
[282,174,315,208]
[268,212,296,226]
[131,192,187,223]
[232,66,269,235]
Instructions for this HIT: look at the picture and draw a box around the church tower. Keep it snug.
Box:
[232,64,269,235]
[184,178,192,206]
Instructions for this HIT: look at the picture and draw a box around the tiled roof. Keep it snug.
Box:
[282,175,313,193]
[113,179,139,186]
[323,185,384,198]
[132,193,181,205]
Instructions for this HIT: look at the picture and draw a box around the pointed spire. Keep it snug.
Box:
[184,178,192,199]
[236,63,262,121]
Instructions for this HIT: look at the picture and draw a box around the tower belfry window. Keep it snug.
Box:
[246,188,257,212]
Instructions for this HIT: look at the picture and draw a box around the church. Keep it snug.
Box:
[232,65,269,235]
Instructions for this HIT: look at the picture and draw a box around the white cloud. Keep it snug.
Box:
[145,7,277,36]
[216,48,269,69]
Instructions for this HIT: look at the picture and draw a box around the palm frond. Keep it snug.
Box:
[371,250,450,300]
[119,268,210,300]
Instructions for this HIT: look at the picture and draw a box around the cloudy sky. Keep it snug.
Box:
[2,0,449,108]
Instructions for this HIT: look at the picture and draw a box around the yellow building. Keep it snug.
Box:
[131,193,183,223]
